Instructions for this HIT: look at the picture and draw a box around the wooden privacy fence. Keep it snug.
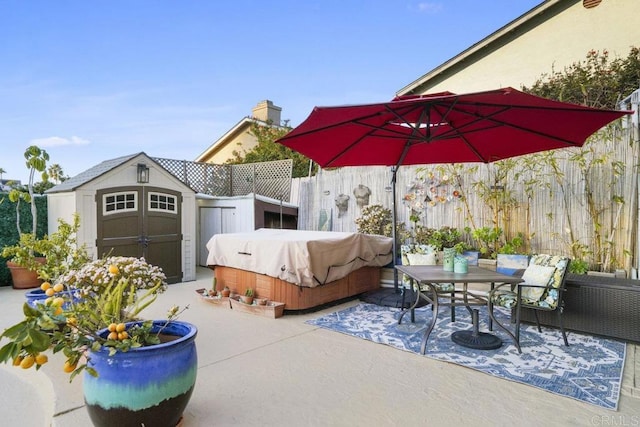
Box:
[291,117,640,275]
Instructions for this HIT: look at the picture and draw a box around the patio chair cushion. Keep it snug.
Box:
[490,254,571,310]
[491,288,519,309]
[401,244,453,292]
[520,264,556,302]
[525,254,570,309]
[406,252,437,266]
[401,244,437,265]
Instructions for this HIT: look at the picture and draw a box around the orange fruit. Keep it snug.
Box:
[53,283,64,292]
[66,317,77,326]
[118,331,128,340]
[12,356,23,366]
[63,361,77,373]
[40,282,51,291]
[35,354,48,365]
[45,288,55,297]
[52,297,64,307]
[115,323,126,333]
[108,265,119,275]
[20,355,35,369]
[108,323,117,332]
[53,306,63,316]
[107,331,119,341]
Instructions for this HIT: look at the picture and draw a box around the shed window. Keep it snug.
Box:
[149,192,177,213]
[103,192,137,214]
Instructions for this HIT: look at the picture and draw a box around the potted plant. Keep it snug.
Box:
[3,145,50,289]
[413,225,468,253]
[4,214,90,298]
[2,233,46,289]
[355,204,410,263]
[220,285,231,297]
[207,277,218,297]
[0,256,197,427]
[240,288,255,304]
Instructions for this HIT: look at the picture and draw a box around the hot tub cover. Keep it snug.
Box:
[205,228,393,287]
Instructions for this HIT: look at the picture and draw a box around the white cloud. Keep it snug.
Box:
[29,136,91,147]
[416,2,443,13]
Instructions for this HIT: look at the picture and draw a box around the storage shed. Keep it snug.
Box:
[46,152,197,283]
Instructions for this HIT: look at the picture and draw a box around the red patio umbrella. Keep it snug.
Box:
[277,87,628,167]
[276,87,631,298]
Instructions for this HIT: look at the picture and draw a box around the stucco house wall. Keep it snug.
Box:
[195,100,285,165]
[398,0,640,95]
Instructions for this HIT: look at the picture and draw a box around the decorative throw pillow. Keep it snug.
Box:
[407,252,437,266]
[520,264,556,301]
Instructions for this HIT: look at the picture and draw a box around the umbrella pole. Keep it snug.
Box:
[391,166,399,293]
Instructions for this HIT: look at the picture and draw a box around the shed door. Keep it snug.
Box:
[198,207,236,266]
[96,186,182,283]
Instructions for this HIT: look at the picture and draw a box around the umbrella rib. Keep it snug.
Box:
[431,104,588,148]
[385,104,432,166]
[326,104,434,166]
[276,108,388,142]
[322,126,381,166]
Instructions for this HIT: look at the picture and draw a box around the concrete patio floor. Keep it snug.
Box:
[1,266,639,426]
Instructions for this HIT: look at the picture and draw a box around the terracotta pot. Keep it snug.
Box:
[220,288,231,297]
[6,259,45,289]
[84,320,198,427]
[240,295,254,305]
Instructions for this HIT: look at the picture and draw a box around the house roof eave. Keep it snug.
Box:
[194,117,289,163]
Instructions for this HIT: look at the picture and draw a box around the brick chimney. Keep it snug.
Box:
[251,100,282,125]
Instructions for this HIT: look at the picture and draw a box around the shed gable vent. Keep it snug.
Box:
[583,0,602,8]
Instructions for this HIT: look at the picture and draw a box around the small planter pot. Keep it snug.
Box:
[6,259,45,289]
[84,320,198,427]
[240,295,254,305]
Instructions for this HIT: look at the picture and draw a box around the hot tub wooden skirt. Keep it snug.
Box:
[211,266,381,311]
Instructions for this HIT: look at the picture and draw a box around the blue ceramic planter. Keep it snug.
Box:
[24,288,79,308]
[84,320,198,427]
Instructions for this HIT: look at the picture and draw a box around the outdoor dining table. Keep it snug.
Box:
[395,265,523,354]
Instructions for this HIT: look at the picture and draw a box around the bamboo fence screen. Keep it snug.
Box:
[291,117,640,275]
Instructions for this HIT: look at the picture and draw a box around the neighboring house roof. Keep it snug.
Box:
[194,117,258,163]
[195,100,287,165]
[194,117,287,164]
[397,0,637,96]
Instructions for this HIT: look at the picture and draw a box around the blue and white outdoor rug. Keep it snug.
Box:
[306,303,626,410]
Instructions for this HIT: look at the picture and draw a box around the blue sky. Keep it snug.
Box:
[0,0,542,184]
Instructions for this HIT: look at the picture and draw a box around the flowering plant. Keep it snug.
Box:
[0,256,183,381]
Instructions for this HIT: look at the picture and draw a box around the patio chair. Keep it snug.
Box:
[400,244,457,322]
[488,254,572,350]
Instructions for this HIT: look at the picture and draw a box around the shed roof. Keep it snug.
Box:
[46,153,141,194]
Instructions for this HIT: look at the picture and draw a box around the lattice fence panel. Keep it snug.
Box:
[153,157,231,196]
[231,159,292,200]
[153,157,291,200]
